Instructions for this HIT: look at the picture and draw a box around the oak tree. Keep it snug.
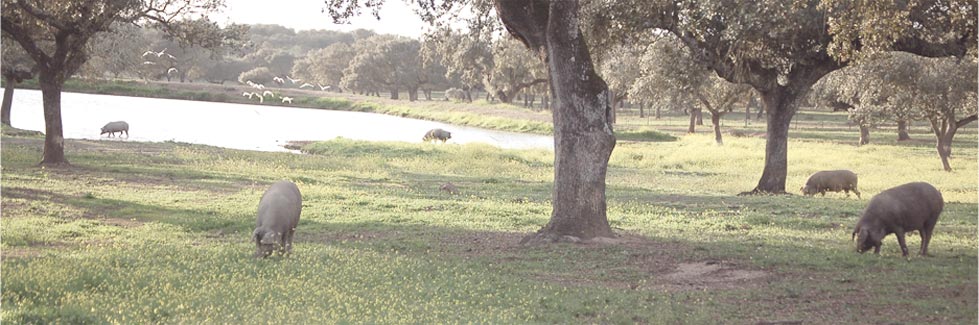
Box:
[327,0,618,241]
[587,0,976,194]
[1,0,224,165]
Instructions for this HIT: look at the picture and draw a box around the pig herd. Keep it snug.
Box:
[255,171,944,259]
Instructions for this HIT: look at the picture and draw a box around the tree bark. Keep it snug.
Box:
[497,91,512,103]
[609,89,618,124]
[38,73,68,166]
[389,88,399,100]
[711,111,723,144]
[408,87,419,101]
[937,133,953,171]
[639,102,645,118]
[931,114,977,172]
[695,108,703,125]
[897,119,912,141]
[747,89,797,194]
[655,104,661,119]
[498,0,616,242]
[858,124,870,146]
[687,108,698,133]
[1,77,14,126]
[756,100,765,120]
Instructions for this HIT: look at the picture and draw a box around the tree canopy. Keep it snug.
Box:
[583,0,976,193]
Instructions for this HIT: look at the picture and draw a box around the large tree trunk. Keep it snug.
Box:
[1,77,14,126]
[408,87,419,101]
[695,108,703,125]
[639,102,645,118]
[748,89,797,194]
[711,111,723,144]
[687,108,698,133]
[499,0,615,243]
[496,91,513,103]
[931,114,977,172]
[858,123,871,145]
[655,104,661,119]
[389,88,399,100]
[936,132,953,172]
[897,119,912,141]
[38,73,69,166]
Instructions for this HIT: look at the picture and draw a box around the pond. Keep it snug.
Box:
[5,89,554,152]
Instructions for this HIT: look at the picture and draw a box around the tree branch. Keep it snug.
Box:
[494,0,548,54]
[13,1,70,31]
[671,31,778,91]
[956,114,978,129]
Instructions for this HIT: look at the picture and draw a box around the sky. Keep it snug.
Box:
[212,0,429,38]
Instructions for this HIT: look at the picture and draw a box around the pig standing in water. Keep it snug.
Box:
[253,181,302,258]
[852,182,943,257]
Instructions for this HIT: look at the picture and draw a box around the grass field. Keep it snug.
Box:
[2,102,976,324]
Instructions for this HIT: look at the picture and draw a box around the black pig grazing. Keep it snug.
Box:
[852,182,943,257]
[422,128,451,143]
[253,181,302,258]
[801,170,860,198]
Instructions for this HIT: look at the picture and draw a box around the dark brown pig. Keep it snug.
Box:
[801,170,861,198]
[252,181,302,258]
[852,182,943,257]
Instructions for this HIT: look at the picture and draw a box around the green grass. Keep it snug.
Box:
[2,120,976,324]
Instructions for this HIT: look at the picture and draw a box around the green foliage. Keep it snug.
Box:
[341,35,426,96]
[291,42,356,89]
[238,67,275,85]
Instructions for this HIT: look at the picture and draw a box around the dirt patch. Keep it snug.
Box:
[458,232,772,293]
[0,242,70,261]
[657,260,768,291]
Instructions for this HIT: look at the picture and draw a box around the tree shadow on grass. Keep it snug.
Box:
[2,186,241,233]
